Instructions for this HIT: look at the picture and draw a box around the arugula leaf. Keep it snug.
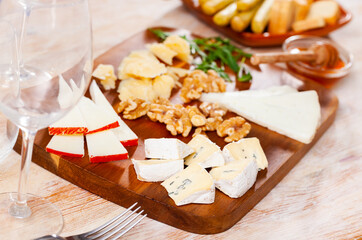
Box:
[149,29,253,82]
[148,28,170,41]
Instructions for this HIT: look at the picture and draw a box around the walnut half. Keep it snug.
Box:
[217,116,251,142]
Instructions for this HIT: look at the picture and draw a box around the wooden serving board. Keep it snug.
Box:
[14,27,338,234]
[182,0,352,47]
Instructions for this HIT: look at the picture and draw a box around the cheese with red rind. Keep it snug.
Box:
[46,135,85,158]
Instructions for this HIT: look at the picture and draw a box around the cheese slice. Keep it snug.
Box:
[161,163,215,206]
[86,130,128,163]
[201,85,297,100]
[152,74,175,99]
[147,43,177,65]
[92,64,117,90]
[78,97,119,134]
[46,135,84,158]
[164,35,193,63]
[209,158,258,198]
[89,81,138,146]
[117,78,155,102]
[145,138,194,160]
[306,0,340,25]
[201,87,321,144]
[185,134,224,168]
[117,50,167,79]
[223,137,268,170]
[132,159,184,182]
[49,105,88,135]
[57,75,74,109]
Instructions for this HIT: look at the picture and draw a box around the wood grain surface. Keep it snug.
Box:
[182,0,352,47]
[0,0,361,239]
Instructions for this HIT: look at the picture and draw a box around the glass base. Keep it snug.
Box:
[0,192,63,239]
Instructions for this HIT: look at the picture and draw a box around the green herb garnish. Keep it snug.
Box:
[149,28,253,82]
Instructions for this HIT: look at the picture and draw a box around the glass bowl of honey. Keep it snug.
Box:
[282,35,353,88]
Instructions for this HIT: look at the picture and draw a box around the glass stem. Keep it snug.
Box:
[9,129,37,218]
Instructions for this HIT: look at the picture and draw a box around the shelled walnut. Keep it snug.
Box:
[180,70,226,103]
[116,98,150,120]
[186,106,206,127]
[193,116,224,137]
[199,102,227,118]
[164,105,192,137]
[217,117,251,142]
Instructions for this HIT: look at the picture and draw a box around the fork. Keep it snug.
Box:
[35,203,147,240]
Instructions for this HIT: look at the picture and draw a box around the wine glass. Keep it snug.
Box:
[0,0,92,238]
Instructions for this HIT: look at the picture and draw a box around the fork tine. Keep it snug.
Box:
[109,214,147,240]
[82,202,138,237]
[91,210,145,240]
[87,207,141,239]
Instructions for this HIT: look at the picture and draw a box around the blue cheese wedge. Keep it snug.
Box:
[201,87,321,144]
[132,159,184,182]
[161,163,215,206]
[223,137,268,170]
[185,134,225,168]
[209,158,258,198]
[145,138,194,160]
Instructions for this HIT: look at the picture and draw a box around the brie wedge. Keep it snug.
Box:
[223,137,268,170]
[49,105,88,135]
[46,135,84,158]
[89,81,138,146]
[78,97,119,134]
[185,134,224,168]
[86,130,128,163]
[161,163,215,206]
[201,87,321,144]
[132,159,184,182]
[209,158,258,198]
[145,138,194,160]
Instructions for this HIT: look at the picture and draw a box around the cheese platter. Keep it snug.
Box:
[14,27,338,234]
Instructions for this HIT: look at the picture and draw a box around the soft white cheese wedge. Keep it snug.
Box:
[145,138,194,160]
[89,81,138,146]
[78,96,119,134]
[201,87,321,144]
[223,137,268,170]
[201,85,297,100]
[209,158,258,198]
[132,159,184,182]
[46,135,84,158]
[86,130,128,163]
[161,163,215,206]
[49,105,88,135]
[185,134,224,168]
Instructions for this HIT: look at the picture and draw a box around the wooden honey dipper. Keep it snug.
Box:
[251,42,339,68]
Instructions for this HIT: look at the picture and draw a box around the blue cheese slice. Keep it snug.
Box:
[209,158,258,198]
[161,163,215,206]
[145,138,194,160]
[132,159,184,182]
[223,137,268,170]
[185,134,225,168]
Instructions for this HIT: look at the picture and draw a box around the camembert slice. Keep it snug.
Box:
[223,137,268,170]
[209,158,258,198]
[161,163,215,206]
[145,138,194,160]
[185,134,224,168]
[132,159,184,182]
